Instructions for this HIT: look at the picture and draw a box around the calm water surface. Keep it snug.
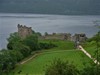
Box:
[0,13,100,49]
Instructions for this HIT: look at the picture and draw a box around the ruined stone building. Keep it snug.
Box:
[17,24,33,39]
[42,33,71,40]
[17,24,87,42]
[72,33,87,42]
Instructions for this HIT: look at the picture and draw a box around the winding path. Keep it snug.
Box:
[20,54,37,64]
[78,45,99,65]
[20,53,41,64]
[19,46,99,65]
[20,50,79,64]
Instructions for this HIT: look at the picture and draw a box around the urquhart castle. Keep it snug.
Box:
[18,24,33,39]
[17,24,87,42]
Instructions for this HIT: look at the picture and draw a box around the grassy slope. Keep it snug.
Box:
[39,39,75,50]
[82,41,97,56]
[10,50,90,75]
[9,40,91,75]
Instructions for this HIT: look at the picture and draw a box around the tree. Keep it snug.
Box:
[8,50,23,62]
[7,32,21,43]
[0,49,24,75]
[22,34,39,51]
[7,32,21,50]
[45,32,48,36]
[0,50,17,74]
[45,59,79,75]
[36,32,42,36]
[13,42,31,57]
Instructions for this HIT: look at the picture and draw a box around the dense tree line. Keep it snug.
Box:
[0,32,56,75]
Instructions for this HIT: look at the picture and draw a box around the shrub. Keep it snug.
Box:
[13,42,31,57]
[45,59,79,75]
[81,64,100,75]
[39,42,57,49]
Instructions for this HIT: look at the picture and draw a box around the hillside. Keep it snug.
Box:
[0,0,100,15]
[9,40,91,75]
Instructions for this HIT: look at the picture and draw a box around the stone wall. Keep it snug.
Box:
[17,24,32,39]
[17,24,87,42]
[41,33,71,40]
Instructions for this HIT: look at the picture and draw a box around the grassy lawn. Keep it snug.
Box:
[39,39,75,50]
[85,46,97,57]
[10,50,91,75]
[82,41,97,57]
[8,40,92,75]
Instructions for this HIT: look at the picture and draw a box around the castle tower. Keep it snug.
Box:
[17,24,32,39]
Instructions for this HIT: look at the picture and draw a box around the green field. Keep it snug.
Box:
[82,41,97,56]
[9,40,91,75]
[39,39,75,50]
[10,50,91,75]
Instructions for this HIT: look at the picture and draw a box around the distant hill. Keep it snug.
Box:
[0,0,100,15]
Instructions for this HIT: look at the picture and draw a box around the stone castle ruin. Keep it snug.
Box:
[72,33,87,42]
[18,24,33,39]
[72,33,87,48]
[42,33,71,40]
[17,24,87,42]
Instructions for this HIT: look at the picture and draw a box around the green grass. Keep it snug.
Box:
[82,41,97,56]
[10,50,91,75]
[39,39,75,50]
[8,40,92,75]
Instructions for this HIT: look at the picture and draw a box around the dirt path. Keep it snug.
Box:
[20,52,42,64]
[20,49,79,65]
[78,45,99,64]
[19,46,99,65]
